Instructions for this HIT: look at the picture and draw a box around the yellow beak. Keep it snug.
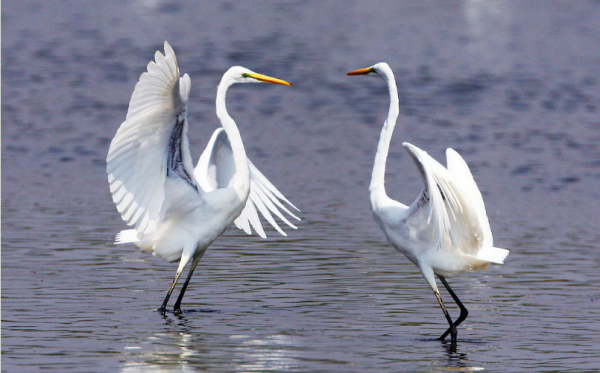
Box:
[248,73,292,86]
[347,67,374,76]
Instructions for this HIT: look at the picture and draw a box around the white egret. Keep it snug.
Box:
[348,63,508,343]
[107,42,299,315]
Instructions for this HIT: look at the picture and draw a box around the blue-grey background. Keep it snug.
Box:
[2,1,600,371]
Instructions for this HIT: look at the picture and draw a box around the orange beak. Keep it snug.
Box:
[347,67,375,76]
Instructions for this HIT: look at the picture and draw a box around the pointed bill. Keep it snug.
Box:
[347,67,375,75]
[248,73,292,86]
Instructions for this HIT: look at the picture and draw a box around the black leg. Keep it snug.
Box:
[173,250,205,315]
[158,269,184,315]
[434,290,457,343]
[438,276,468,341]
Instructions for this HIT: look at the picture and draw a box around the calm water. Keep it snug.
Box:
[3,1,600,371]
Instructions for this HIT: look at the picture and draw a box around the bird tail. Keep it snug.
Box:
[115,229,140,245]
[476,247,509,264]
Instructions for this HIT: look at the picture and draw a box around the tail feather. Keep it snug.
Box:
[477,247,509,264]
[115,229,139,245]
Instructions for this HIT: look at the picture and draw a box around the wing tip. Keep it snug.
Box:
[446,147,459,157]
[114,229,140,245]
[446,147,467,167]
[163,41,176,60]
[402,142,425,161]
[402,142,415,150]
[478,247,510,264]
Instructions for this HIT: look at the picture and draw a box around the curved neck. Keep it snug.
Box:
[216,77,250,198]
[370,68,399,207]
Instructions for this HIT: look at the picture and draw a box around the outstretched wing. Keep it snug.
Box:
[194,128,300,238]
[403,142,483,254]
[106,41,197,235]
[446,148,493,248]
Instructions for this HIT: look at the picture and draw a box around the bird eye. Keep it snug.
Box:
[242,73,250,78]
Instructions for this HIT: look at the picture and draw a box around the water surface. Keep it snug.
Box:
[3,1,600,371]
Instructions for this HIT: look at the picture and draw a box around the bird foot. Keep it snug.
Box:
[157,306,167,315]
[441,339,458,353]
[173,307,183,315]
[449,328,458,344]
[437,326,458,342]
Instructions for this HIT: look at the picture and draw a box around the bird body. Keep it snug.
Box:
[374,196,493,279]
[348,63,508,343]
[372,145,505,279]
[107,42,298,314]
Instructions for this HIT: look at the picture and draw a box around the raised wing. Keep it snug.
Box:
[194,128,300,238]
[446,148,493,248]
[403,142,483,254]
[106,41,197,235]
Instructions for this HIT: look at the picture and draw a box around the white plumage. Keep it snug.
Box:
[348,63,508,343]
[107,42,298,314]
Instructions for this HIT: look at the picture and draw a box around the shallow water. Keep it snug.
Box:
[2,1,600,371]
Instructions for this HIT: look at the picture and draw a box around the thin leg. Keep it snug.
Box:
[434,290,457,343]
[158,269,184,315]
[173,250,205,315]
[438,276,468,341]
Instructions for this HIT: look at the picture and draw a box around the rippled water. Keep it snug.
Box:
[3,1,600,371]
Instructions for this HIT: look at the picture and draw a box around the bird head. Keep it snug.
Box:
[347,62,391,78]
[226,66,292,86]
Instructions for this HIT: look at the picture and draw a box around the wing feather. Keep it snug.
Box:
[106,41,195,235]
[248,160,300,218]
[446,148,493,247]
[236,195,266,237]
[194,128,299,238]
[403,142,483,254]
[249,164,298,229]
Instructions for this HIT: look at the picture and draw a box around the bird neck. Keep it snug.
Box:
[216,78,250,199]
[370,69,399,208]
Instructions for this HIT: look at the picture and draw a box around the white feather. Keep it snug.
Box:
[106,41,195,236]
[194,128,300,238]
[115,229,139,245]
[107,42,297,312]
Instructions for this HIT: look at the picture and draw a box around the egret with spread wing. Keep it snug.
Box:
[107,42,299,315]
[348,63,508,343]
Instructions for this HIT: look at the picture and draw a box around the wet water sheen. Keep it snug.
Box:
[3,1,600,372]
